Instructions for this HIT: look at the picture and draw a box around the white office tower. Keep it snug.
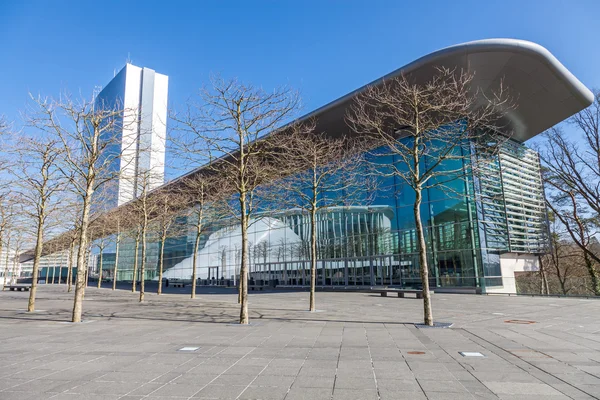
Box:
[94,64,168,207]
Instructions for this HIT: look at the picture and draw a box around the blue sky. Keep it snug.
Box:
[1,0,598,168]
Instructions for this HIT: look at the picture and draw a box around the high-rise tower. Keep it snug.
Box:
[94,64,168,207]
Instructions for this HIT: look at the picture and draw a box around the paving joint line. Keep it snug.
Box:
[459,327,599,400]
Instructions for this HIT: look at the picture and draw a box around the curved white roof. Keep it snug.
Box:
[304,38,594,142]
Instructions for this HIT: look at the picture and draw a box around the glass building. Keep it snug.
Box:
[25,39,594,294]
[109,136,546,294]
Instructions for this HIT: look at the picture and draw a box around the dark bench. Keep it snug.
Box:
[171,282,185,288]
[248,285,264,291]
[371,288,426,299]
[7,285,31,292]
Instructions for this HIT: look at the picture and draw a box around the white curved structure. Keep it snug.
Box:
[298,38,594,143]
[161,217,302,280]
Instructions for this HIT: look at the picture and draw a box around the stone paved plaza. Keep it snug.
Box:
[1,285,599,400]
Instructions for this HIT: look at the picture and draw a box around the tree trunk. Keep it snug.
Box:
[157,232,166,295]
[309,207,317,312]
[2,235,10,291]
[239,200,249,324]
[583,251,600,296]
[27,214,44,312]
[0,231,3,290]
[72,194,92,323]
[84,246,90,288]
[97,248,103,289]
[67,240,75,293]
[191,224,201,299]
[113,234,120,290]
[139,226,146,302]
[414,187,433,326]
[539,255,549,295]
[11,247,19,285]
[132,234,140,292]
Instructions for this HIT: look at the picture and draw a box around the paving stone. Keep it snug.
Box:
[2,286,600,400]
[292,375,335,388]
[238,385,289,399]
[417,378,468,393]
[284,387,332,400]
[333,376,377,389]
[332,388,379,400]
[483,381,565,396]
[251,374,296,387]
[192,384,247,399]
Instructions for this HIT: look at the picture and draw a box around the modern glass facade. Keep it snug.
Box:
[103,137,548,293]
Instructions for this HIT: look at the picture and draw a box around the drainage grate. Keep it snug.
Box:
[459,351,485,357]
[504,320,536,324]
[178,347,200,352]
[407,351,426,355]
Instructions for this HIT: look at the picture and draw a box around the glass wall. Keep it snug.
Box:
[103,138,548,292]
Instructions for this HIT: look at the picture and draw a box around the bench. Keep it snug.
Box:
[372,289,425,299]
[7,285,31,292]
[248,285,264,291]
[171,282,185,288]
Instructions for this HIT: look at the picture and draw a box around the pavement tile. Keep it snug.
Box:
[212,374,258,386]
[292,375,335,388]
[332,388,379,400]
[251,375,296,387]
[238,385,289,400]
[66,381,144,395]
[3,286,600,400]
[149,383,206,397]
[284,387,332,400]
[193,384,247,399]
[484,381,565,396]
[417,379,468,393]
[333,376,377,389]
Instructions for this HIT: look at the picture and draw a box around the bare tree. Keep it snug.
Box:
[30,95,129,323]
[541,92,600,296]
[10,231,26,285]
[151,192,181,295]
[173,77,299,324]
[92,223,110,289]
[178,174,225,299]
[348,67,512,325]
[273,128,376,311]
[111,218,122,291]
[130,171,162,302]
[11,134,64,312]
[128,222,143,293]
[0,192,17,291]
[2,233,12,289]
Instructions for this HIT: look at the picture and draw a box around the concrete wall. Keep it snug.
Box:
[485,253,539,294]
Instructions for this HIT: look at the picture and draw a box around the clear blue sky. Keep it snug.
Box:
[1,0,598,155]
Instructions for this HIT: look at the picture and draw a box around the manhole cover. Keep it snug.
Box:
[504,320,536,324]
[407,351,426,355]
